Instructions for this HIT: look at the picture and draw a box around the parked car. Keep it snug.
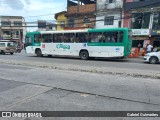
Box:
[144,52,160,64]
[0,40,16,55]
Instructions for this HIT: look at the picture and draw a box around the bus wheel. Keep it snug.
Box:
[10,52,14,55]
[80,51,89,60]
[36,49,43,57]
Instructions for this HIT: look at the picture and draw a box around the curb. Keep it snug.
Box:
[0,60,160,79]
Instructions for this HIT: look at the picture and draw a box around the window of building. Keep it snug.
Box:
[142,12,150,29]
[60,21,65,28]
[152,12,160,30]
[104,16,114,25]
[132,12,151,29]
[68,19,74,28]
[132,13,143,29]
[1,21,11,26]
[3,31,10,35]
[14,21,22,26]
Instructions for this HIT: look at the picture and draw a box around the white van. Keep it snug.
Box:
[144,52,160,64]
[0,41,16,55]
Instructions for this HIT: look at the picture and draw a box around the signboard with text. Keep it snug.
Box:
[132,29,149,36]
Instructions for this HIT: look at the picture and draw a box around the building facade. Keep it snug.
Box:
[124,0,160,49]
[37,20,56,31]
[54,11,67,31]
[0,16,26,45]
[96,0,123,29]
[65,0,96,30]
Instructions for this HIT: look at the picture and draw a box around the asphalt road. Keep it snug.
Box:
[0,51,159,71]
[0,64,160,120]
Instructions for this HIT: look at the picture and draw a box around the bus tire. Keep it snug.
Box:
[36,49,43,57]
[80,50,89,60]
[10,52,14,55]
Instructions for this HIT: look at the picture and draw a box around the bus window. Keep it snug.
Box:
[42,34,52,43]
[54,34,63,43]
[118,31,124,43]
[89,32,103,43]
[103,32,123,43]
[76,33,88,43]
[64,33,75,43]
[25,36,32,47]
[34,34,41,43]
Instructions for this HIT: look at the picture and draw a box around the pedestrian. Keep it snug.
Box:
[146,44,153,53]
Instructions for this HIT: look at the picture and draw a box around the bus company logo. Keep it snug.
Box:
[56,44,70,49]
[116,48,120,52]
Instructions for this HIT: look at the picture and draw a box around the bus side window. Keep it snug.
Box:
[25,36,32,46]
[64,33,75,43]
[44,34,52,43]
[89,32,103,43]
[103,32,118,43]
[34,34,41,43]
[54,34,63,43]
[76,33,88,43]
[118,31,124,43]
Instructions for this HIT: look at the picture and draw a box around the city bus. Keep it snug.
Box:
[24,28,132,60]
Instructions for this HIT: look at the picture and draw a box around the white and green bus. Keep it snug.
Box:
[25,28,132,60]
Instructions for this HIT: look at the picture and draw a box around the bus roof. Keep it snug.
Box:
[40,29,88,34]
[26,28,130,35]
[88,28,129,32]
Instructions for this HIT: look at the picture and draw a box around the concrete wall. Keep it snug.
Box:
[57,13,67,31]
[96,0,123,28]
[96,13,121,28]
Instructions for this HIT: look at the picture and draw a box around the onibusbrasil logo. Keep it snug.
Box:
[56,44,70,49]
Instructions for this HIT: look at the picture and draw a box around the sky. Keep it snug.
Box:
[0,0,67,31]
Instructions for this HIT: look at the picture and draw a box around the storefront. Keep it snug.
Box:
[128,29,150,57]
[132,29,150,48]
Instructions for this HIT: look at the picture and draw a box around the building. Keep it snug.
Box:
[54,11,67,31]
[124,0,160,48]
[65,0,96,30]
[37,20,56,31]
[96,0,123,29]
[0,16,26,45]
